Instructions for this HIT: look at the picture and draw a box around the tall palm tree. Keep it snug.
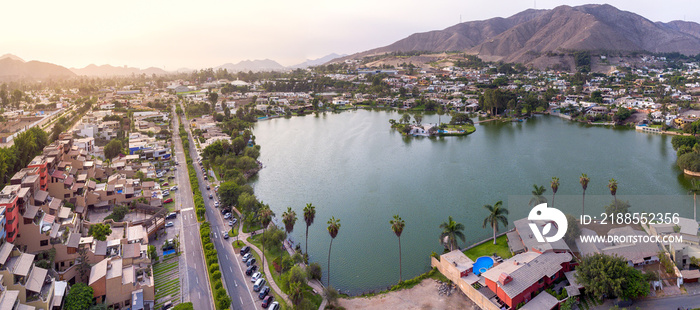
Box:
[303,203,316,256]
[326,217,341,286]
[529,184,547,207]
[482,201,509,245]
[608,178,618,203]
[551,177,559,208]
[689,179,700,221]
[580,173,590,217]
[389,214,405,282]
[259,204,273,273]
[439,216,465,251]
[282,207,297,234]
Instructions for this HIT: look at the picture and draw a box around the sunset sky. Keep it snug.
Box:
[3,0,699,70]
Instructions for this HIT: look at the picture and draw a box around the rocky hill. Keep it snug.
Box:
[0,55,76,81]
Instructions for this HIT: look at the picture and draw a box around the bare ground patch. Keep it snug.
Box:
[337,279,479,310]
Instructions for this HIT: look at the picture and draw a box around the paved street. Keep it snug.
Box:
[592,293,700,310]
[181,109,261,310]
[171,106,215,310]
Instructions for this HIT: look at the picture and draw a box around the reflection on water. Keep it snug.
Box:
[252,111,690,294]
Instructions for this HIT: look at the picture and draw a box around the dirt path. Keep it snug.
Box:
[336,279,479,310]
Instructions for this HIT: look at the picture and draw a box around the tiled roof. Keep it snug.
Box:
[483,252,571,298]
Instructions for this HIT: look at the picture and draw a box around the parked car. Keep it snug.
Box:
[246,258,256,267]
[221,208,228,214]
[242,253,253,263]
[165,222,174,228]
[231,218,238,225]
[166,212,177,219]
[240,246,251,255]
[245,265,258,276]
[250,272,261,282]
[162,182,169,187]
[163,198,173,204]
[162,190,170,196]
[168,176,175,179]
[228,220,234,226]
[161,301,172,310]
[170,186,178,191]
[223,213,232,219]
[214,201,219,207]
[262,295,274,308]
[253,278,266,292]
[215,185,220,190]
[258,286,270,299]
[222,231,229,239]
[269,301,280,310]
[209,194,213,199]
[204,176,208,181]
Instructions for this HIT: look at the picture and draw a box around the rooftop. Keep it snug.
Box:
[482,252,572,298]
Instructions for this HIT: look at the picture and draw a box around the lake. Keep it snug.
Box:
[251,110,694,294]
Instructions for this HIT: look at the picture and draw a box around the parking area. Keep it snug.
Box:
[150,213,182,256]
[153,254,181,309]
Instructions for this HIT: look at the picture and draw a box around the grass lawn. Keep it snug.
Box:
[442,124,476,135]
[153,255,181,309]
[243,221,263,233]
[463,235,512,261]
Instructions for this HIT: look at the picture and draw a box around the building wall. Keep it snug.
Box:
[2,197,19,243]
[0,269,54,310]
[431,256,501,310]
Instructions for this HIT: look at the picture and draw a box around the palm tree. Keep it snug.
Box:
[689,179,700,221]
[282,207,297,234]
[529,184,547,207]
[580,173,590,217]
[303,203,316,256]
[551,177,559,208]
[259,204,273,273]
[390,214,405,282]
[439,216,465,251]
[482,201,509,245]
[326,217,341,286]
[608,178,618,203]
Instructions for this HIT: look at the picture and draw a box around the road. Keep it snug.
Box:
[180,105,261,310]
[592,294,700,310]
[171,106,215,310]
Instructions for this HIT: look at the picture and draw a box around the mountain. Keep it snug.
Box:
[0,57,76,81]
[344,4,700,67]
[70,64,169,77]
[291,53,346,68]
[0,54,25,62]
[216,59,287,72]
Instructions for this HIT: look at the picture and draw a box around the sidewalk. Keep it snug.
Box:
[235,215,327,309]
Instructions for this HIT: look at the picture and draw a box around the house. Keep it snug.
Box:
[576,226,661,266]
[512,218,571,254]
[481,252,573,308]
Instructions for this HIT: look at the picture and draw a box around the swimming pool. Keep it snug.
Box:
[473,256,495,276]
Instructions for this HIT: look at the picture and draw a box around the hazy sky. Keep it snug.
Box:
[3,1,699,70]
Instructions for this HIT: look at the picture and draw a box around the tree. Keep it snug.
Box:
[439,216,465,251]
[218,181,241,210]
[529,184,547,207]
[105,205,129,222]
[259,204,273,273]
[389,214,405,282]
[413,113,423,126]
[88,223,112,241]
[76,246,92,283]
[449,113,473,125]
[208,92,219,106]
[605,200,631,216]
[563,214,580,245]
[289,281,304,305]
[575,253,649,300]
[282,207,297,234]
[689,179,700,221]
[308,262,322,280]
[104,139,123,160]
[608,178,618,202]
[65,283,94,310]
[326,216,341,286]
[551,177,559,208]
[11,89,22,108]
[580,173,590,217]
[482,201,509,245]
[303,203,316,257]
[148,245,158,261]
[51,122,65,142]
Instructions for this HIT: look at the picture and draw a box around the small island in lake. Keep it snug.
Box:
[390,112,476,137]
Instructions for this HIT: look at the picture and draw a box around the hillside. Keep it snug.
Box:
[342,4,700,69]
[0,57,76,81]
[216,59,287,72]
[70,64,170,77]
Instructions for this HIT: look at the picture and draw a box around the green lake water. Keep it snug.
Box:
[251,110,695,294]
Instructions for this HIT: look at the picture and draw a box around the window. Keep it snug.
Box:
[40,240,48,247]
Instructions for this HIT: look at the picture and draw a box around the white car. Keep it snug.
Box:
[223,213,232,219]
[165,222,174,228]
[251,272,262,283]
[170,186,178,191]
[214,201,219,207]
